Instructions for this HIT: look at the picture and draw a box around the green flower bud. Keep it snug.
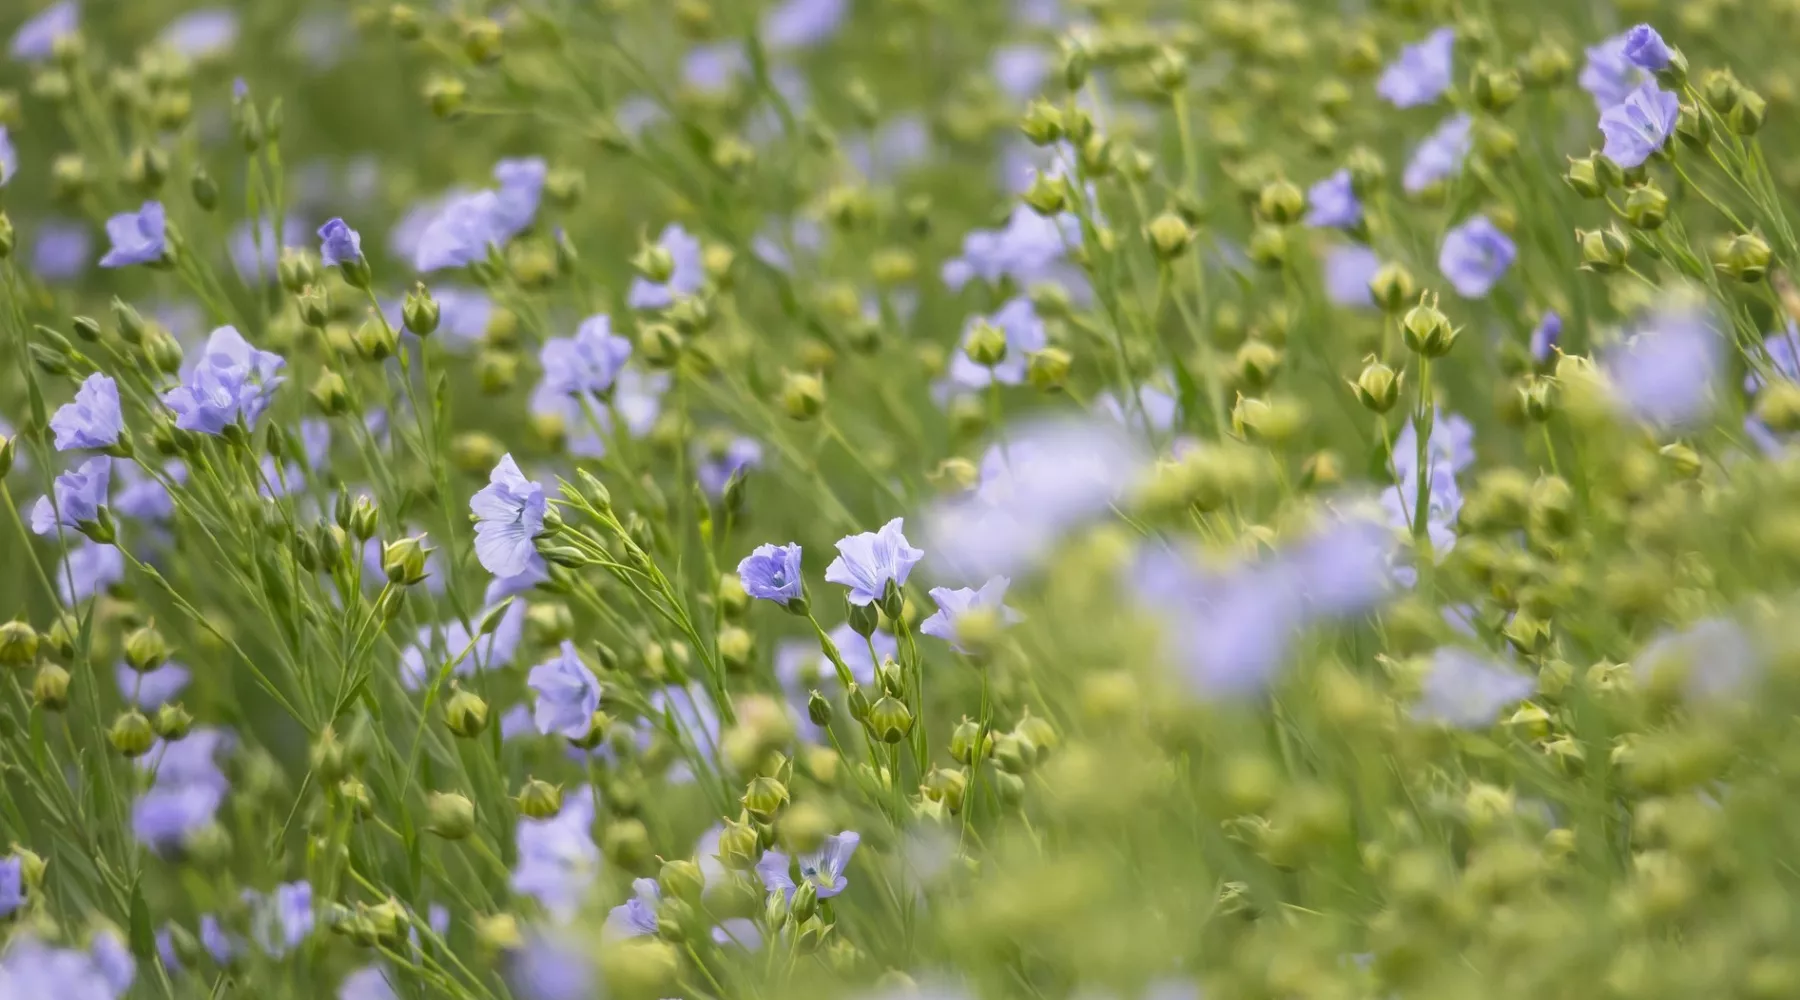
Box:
[124,624,171,674]
[1719,232,1772,283]
[1577,227,1630,274]
[338,777,374,819]
[778,371,826,421]
[424,75,466,120]
[963,319,1008,368]
[153,702,193,740]
[71,315,101,343]
[461,17,503,64]
[516,777,563,820]
[354,315,398,362]
[717,818,760,870]
[1246,225,1288,269]
[382,535,431,585]
[1520,376,1557,422]
[1730,89,1767,135]
[1676,103,1711,150]
[605,818,652,866]
[403,284,439,337]
[426,791,476,840]
[637,323,683,369]
[474,913,523,952]
[806,690,832,727]
[949,717,992,765]
[1021,172,1069,216]
[349,495,379,541]
[846,682,870,722]
[1352,360,1402,413]
[1624,184,1668,230]
[1521,39,1572,87]
[866,695,913,744]
[1233,339,1284,391]
[1145,212,1195,260]
[1402,295,1458,357]
[0,621,39,667]
[789,880,819,923]
[1148,46,1189,93]
[741,775,789,820]
[32,663,70,711]
[309,369,349,416]
[1756,379,1800,432]
[1019,98,1065,146]
[277,248,317,296]
[390,4,424,39]
[109,711,155,758]
[1344,145,1386,195]
[1369,262,1415,313]
[1472,66,1522,112]
[444,687,490,738]
[146,329,184,374]
[1529,475,1576,540]
[1704,69,1741,112]
[1027,347,1072,391]
[1564,156,1605,199]
[1257,179,1306,225]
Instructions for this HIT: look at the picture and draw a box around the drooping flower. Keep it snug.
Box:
[1377,27,1454,108]
[529,641,602,739]
[1413,648,1535,728]
[50,373,123,451]
[1305,169,1361,229]
[738,542,805,606]
[30,456,110,535]
[1438,215,1516,298]
[694,435,762,497]
[604,878,661,939]
[317,217,363,267]
[98,202,167,268]
[756,831,861,900]
[1402,113,1472,194]
[1323,244,1381,308]
[1623,24,1672,71]
[1530,312,1564,363]
[471,454,547,578]
[627,223,705,309]
[162,326,286,435]
[825,518,925,606]
[947,297,1047,389]
[10,2,77,62]
[1603,302,1722,429]
[1599,81,1680,168]
[1579,34,1642,112]
[511,791,599,922]
[920,576,1021,652]
[539,315,632,396]
[160,8,238,57]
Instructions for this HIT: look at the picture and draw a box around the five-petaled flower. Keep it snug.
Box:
[51,373,124,451]
[1438,215,1516,298]
[824,518,924,607]
[920,576,1022,653]
[162,327,286,435]
[1599,80,1680,169]
[737,542,805,606]
[30,456,111,535]
[99,202,168,268]
[471,454,547,578]
[528,641,602,740]
[756,831,861,900]
[1376,27,1454,108]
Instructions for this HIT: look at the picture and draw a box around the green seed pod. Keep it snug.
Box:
[866,695,914,744]
[1369,262,1416,313]
[426,791,476,840]
[444,687,490,738]
[515,777,563,820]
[153,703,193,740]
[109,711,155,758]
[1352,360,1402,413]
[1402,295,1458,357]
[0,621,39,667]
[32,663,70,711]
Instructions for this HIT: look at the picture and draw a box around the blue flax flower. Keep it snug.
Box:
[528,641,601,739]
[650,683,721,783]
[627,223,705,309]
[1305,169,1361,229]
[738,542,805,606]
[162,326,285,435]
[247,881,314,957]
[492,157,547,240]
[948,297,1047,389]
[1377,27,1454,108]
[511,792,599,923]
[132,728,232,851]
[1413,648,1535,728]
[33,221,92,282]
[539,315,632,396]
[920,576,1021,652]
[0,126,15,186]
[1624,24,1672,72]
[1323,244,1380,308]
[160,8,238,58]
[1634,618,1758,701]
[825,518,924,606]
[1438,215,1515,298]
[0,855,22,917]
[1599,81,1679,168]
[0,938,116,1000]
[604,878,661,939]
[398,600,526,690]
[1531,312,1563,363]
[60,542,122,604]
[509,935,594,1000]
[10,2,77,62]
[763,0,847,50]
[1579,33,1642,112]
[118,661,190,710]
[99,202,167,268]
[757,831,861,900]
[50,373,123,451]
[471,454,547,578]
[1403,113,1471,194]
[89,929,133,996]
[30,456,110,535]
[340,966,400,1000]
[1603,302,1722,429]
[1095,377,1180,437]
[317,218,362,267]
[415,190,505,271]
[694,435,762,497]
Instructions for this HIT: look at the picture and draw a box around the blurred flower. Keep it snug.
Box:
[246,881,314,957]
[0,856,21,917]
[683,42,748,94]
[751,216,824,272]
[88,929,132,996]
[1095,379,1180,438]
[712,919,762,949]
[292,12,353,72]
[1438,215,1515,298]
[99,202,167,268]
[0,127,14,185]
[948,298,1046,389]
[1403,113,1472,194]
[159,8,238,58]
[398,600,527,690]
[738,542,805,606]
[845,114,933,183]
[530,368,667,459]
[1305,169,1361,229]
[50,373,123,451]
[1749,321,1800,393]
[603,878,660,939]
[10,1,77,62]
[539,315,632,396]
[493,158,547,239]
[230,215,308,285]
[340,966,399,1000]
[162,326,286,435]
[757,831,861,899]
[1579,33,1643,112]
[695,436,762,497]
[1133,548,1306,699]
[826,518,925,606]
[1599,81,1679,168]
[1624,24,1672,71]
[627,223,704,309]
[1603,302,1722,428]
[60,542,123,604]
[921,576,1021,652]
[132,728,232,851]
[1392,408,1476,479]
[415,190,505,271]
[117,661,190,710]
[33,221,93,282]
[942,205,1084,295]
[471,454,546,578]
[509,935,594,1000]
[1381,459,1463,560]
[0,938,115,1000]
[993,44,1051,102]
[317,218,363,267]
[1377,27,1454,108]
[1413,648,1535,727]
[425,286,492,345]
[30,456,110,535]
[763,0,847,50]
[1635,617,1758,700]
[529,641,601,739]
[512,791,599,923]
[1531,312,1563,363]
[1323,244,1381,308]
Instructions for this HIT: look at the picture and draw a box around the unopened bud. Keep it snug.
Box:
[1352,360,1402,413]
[109,711,155,758]
[426,791,476,839]
[1401,295,1458,357]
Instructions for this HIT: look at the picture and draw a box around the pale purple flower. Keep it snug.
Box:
[415,190,505,271]
[1381,458,1463,560]
[1580,34,1641,112]
[750,216,824,272]
[825,518,925,606]
[1323,244,1381,308]
[509,935,594,1000]
[529,641,601,739]
[32,221,92,281]
[471,454,546,578]
[229,215,308,285]
[1413,648,1535,727]
[131,727,232,851]
[1133,549,1306,698]
[1377,27,1454,108]
[539,315,632,396]
[1438,215,1515,298]
[1095,380,1180,437]
[683,42,748,94]
[1531,312,1563,363]
[511,792,599,923]
[199,915,234,964]
[50,373,123,451]
[118,661,190,710]
[340,966,400,1000]
[162,326,286,435]
[529,368,667,459]
[826,622,893,687]
[604,878,660,939]
[30,456,110,534]
[627,223,704,309]
[942,205,1084,295]
[738,542,805,606]
[1392,408,1476,479]
[1599,81,1679,168]
[993,44,1051,102]
[1634,617,1758,700]
[160,8,237,57]
[1749,322,1800,393]
[762,0,847,50]
[493,157,547,240]
[398,600,527,690]
[695,436,762,497]
[844,115,933,183]
[0,127,14,186]
[59,542,122,604]
[1403,113,1472,194]
[427,286,493,345]
[650,683,721,782]
[1624,24,1672,71]
[0,939,115,1000]
[0,856,22,917]
[1603,302,1722,428]
[1287,517,1396,617]
[89,929,133,996]
[948,297,1047,389]
[1305,169,1361,229]
[756,831,860,900]
[317,218,363,267]
[10,1,77,62]
[920,576,1020,652]
[711,919,762,949]
[247,881,314,957]
[99,202,167,268]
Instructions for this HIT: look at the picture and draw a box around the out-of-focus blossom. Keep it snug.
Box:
[948,298,1046,389]
[33,221,93,282]
[229,215,308,285]
[162,327,286,435]
[1580,33,1642,112]
[1324,244,1381,308]
[415,190,504,272]
[159,8,238,58]
[509,935,594,1000]
[650,683,720,782]
[0,127,14,186]
[30,456,110,535]
[132,728,232,851]
[683,42,748,94]
[921,576,1021,652]
[993,44,1051,102]
[1603,302,1723,429]
[246,881,314,957]
[1377,27,1454,108]
[695,435,762,497]
[1634,617,1759,701]
[1413,648,1535,727]
[0,856,22,918]
[99,202,167,268]
[1095,379,1180,437]
[763,0,847,50]
[529,641,601,739]
[60,542,123,604]
[1403,114,1472,194]
[1306,169,1361,229]
[539,315,632,396]
[942,205,1084,295]
[1531,312,1563,363]
[1438,215,1516,298]
[512,791,599,922]
[603,878,661,939]
[10,2,77,62]
[1599,81,1679,168]
[627,223,704,309]
[118,661,190,710]
[340,966,399,1000]
[398,600,527,690]
[50,374,123,451]
[0,938,116,1000]
[88,929,133,996]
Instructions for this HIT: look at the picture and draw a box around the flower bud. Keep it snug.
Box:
[516,777,563,820]
[963,319,1008,368]
[349,496,379,540]
[866,695,914,744]
[657,858,705,905]
[426,791,476,839]
[276,248,316,296]
[1369,262,1415,313]
[1564,156,1605,199]
[1246,225,1288,269]
[382,535,431,585]
[1257,180,1306,225]
[1519,376,1557,422]
[0,621,39,667]
[922,768,967,812]
[1624,185,1668,230]
[444,687,490,738]
[461,17,503,63]
[1352,360,1402,413]
[605,818,652,866]
[354,315,398,361]
[124,624,171,673]
[1577,227,1629,274]
[1024,347,1072,391]
[1146,212,1195,260]
[1233,340,1283,391]
[806,690,833,727]
[1021,172,1068,216]
[1401,295,1458,357]
[1676,103,1711,150]
[778,371,826,421]
[1148,46,1189,93]
[32,663,70,711]
[949,717,992,765]
[717,818,760,870]
[1472,66,1522,112]
[403,284,439,337]
[1521,40,1572,87]
[1344,145,1386,194]
[309,369,350,416]
[109,711,155,758]
[1730,90,1767,135]
[1756,380,1800,432]
[1719,232,1772,283]
[153,703,193,740]
[1019,99,1064,145]
[337,777,373,819]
